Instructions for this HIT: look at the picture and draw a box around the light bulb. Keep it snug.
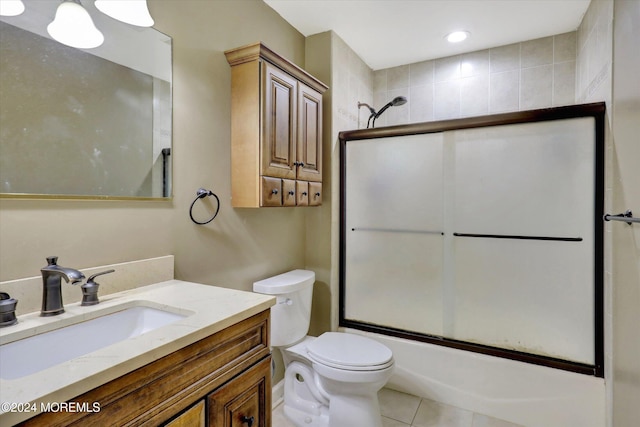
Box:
[95,0,154,27]
[0,0,25,17]
[47,0,104,49]
[446,31,470,43]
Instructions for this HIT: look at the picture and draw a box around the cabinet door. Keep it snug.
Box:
[208,357,271,427]
[297,83,323,182]
[262,62,297,179]
[164,400,205,427]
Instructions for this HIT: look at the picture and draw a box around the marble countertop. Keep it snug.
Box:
[0,280,275,425]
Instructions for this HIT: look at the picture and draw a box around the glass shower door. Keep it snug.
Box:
[341,108,603,374]
[344,133,445,336]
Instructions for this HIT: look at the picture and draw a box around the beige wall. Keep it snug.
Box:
[154,0,308,291]
[611,1,640,425]
[0,0,309,295]
[305,31,374,334]
[303,31,334,336]
[575,1,640,425]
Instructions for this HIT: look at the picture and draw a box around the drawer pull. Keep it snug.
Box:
[271,188,279,195]
[315,192,321,197]
[241,415,255,427]
[302,191,308,196]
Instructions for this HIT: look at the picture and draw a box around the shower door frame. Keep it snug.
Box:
[338,102,606,377]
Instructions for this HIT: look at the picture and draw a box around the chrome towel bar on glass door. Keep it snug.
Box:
[603,210,639,225]
[351,227,443,235]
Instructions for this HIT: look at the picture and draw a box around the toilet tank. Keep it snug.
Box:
[253,269,314,347]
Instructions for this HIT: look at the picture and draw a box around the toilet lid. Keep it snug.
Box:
[306,332,393,370]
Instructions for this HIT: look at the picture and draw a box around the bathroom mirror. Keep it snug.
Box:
[0,1,172,199]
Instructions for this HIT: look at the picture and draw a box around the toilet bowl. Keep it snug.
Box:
[253,270,394,427]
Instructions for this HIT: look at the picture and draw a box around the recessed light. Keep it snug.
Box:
[446,31,470,43]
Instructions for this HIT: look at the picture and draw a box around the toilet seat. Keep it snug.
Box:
[306,332,393,371]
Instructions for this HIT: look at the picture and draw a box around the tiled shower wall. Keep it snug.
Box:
[371,32,577,127]
[331,32,375,132]
[576,0,613,105]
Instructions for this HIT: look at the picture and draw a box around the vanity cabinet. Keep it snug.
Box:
[165,401,205,427]
[18,310,271,427]
[225,42,328,208]
[167,357,270,427]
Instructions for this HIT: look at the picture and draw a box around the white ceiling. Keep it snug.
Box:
[263,0,591,70]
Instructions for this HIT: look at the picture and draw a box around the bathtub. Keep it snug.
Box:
[344,328,605,427]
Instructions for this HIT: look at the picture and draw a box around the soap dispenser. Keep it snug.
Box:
[81,269,115,306]
[0,292,18,327]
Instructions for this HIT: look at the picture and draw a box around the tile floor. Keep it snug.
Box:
[273,388,524,427]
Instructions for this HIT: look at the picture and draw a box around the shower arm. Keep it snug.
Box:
[357,102,378,129]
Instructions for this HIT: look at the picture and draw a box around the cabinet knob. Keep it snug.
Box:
[271,188,279,195]
[315,192,321,197]
[302,191,308,196]
[294,161,305,167]
[241,415,255,427]
[288,190,295,196]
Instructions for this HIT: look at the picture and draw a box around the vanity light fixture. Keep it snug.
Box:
[0,0,25,17]
[446,30,470,43]
[47,0,104,49]
[95,0,154,27]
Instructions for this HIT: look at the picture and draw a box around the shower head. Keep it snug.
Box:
[390,96,407,106]
[371,96,408,128]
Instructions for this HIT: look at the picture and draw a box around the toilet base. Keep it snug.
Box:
[284,404,329,427]
[283,361,385,427]
[283,395,384,427]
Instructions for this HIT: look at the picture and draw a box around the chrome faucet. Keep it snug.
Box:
[40,256,85,316]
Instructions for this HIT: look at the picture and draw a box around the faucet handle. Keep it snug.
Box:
[81,269,115,306]
[86,269,116,282]
[46,256,58,265]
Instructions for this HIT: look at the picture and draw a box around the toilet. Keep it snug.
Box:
[253,269,394,427]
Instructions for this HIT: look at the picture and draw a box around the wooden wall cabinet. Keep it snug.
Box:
[19,311,272,427]
[225,42,328,207]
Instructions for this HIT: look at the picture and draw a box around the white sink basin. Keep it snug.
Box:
[0,306,186,380]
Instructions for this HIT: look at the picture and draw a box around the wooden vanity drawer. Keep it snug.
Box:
[19,310,270,427]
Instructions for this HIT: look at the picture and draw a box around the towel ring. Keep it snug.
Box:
[189,188,220,225]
